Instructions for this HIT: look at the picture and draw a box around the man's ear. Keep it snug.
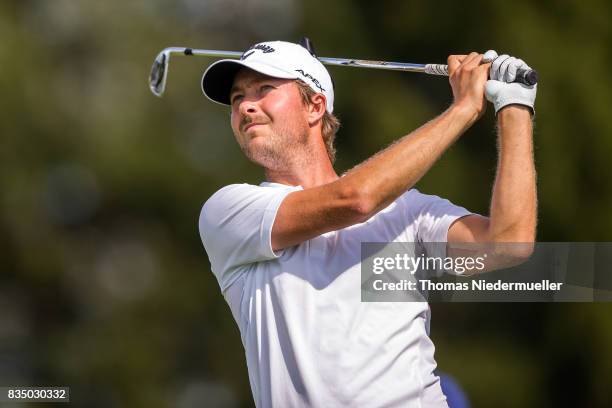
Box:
[307,94,326,126]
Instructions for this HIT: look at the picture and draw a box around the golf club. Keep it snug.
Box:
[149,44,538,97]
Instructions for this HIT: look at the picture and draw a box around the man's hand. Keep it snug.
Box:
[484,50,537,115]
[447,52,491,122]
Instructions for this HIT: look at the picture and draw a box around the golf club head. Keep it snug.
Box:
[149,50,169,97]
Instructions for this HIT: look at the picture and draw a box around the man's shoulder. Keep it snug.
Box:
[204,182,254,203]
[200,182,301,228]
[211,182,263,197]
[198,183,267,255]
[203,182,297,209]
[200,183,257,223]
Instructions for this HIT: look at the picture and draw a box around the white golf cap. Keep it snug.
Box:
[201,40,334,113]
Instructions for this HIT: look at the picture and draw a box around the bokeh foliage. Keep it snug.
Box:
[1,0,611,407]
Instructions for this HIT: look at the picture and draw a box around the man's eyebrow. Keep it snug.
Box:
[230,77,277,97]
[229,84,242,97]
[230,78,256,96]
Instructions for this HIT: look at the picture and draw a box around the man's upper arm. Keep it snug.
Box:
[271,186,489,251]
[271,182,366,251]
[447,213,533,273]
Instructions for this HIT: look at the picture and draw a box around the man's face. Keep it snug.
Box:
[229,68,310,169]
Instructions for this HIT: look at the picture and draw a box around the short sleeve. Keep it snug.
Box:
[411,190,472,243]
[199,183,298,291]
[401,189,472,275]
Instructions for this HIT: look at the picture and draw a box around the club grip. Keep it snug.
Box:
[424,64,538,86]
[515,68,538,86]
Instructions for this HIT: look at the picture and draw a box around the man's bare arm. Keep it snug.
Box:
[447,105,537,270]
[272,53,490,251]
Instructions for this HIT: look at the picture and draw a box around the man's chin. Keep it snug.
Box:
[244,134,267,150]
[242,143,286,168]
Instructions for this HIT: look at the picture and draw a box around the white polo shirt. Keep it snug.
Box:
[199,182,471,407]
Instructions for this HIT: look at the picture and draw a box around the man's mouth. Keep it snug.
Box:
[243,123,264,132]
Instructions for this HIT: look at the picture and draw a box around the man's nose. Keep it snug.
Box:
[239,100,258,115]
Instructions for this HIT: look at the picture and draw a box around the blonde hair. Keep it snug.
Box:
[295,80,340,163]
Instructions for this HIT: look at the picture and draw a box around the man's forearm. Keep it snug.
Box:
[340,104,478,216]
[488,106,537,241]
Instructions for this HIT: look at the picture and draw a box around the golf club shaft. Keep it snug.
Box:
[171,47,536,80]
[170,47,441,74]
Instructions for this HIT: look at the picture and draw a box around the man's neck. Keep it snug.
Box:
[263,143,339,189]
[265,164,338,188]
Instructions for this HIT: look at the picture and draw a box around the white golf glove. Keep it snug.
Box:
[483,50,537,115]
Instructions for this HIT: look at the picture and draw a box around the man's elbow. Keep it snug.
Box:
[337,185,378,223]
[491,229,536,265]
[509,241,535,263]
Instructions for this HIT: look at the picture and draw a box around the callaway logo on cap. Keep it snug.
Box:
[201,40,335,113]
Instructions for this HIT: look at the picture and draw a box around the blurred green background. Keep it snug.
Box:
[1,0,611,407]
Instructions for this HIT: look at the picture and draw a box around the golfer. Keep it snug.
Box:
[199,41,537,407]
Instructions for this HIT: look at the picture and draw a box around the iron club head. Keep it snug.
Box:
[149,50,170,97]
